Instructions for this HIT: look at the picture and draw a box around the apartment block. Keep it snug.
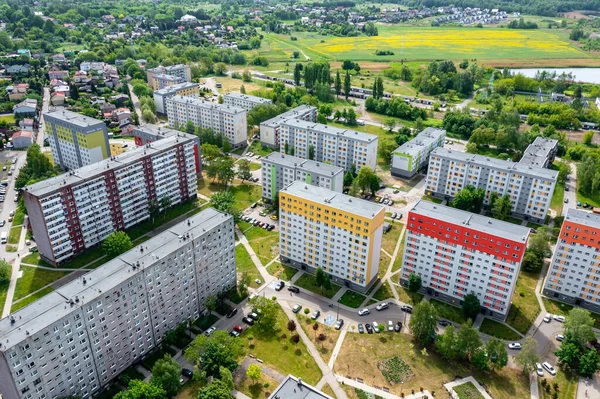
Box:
[0,209,236,399]
[223,92,272,111]
[261,152,343,202]
[146,64,191,90]
[23,133,200,266]
[259,105,317,148]
[132,124,201,150]
[391,127,446,178]
[425,148,558,224]
[43,110,111,171]
[519,137,558,168]
[153,82,200,114]
[269,375,333,399]
[279,182,385,293]
[400,201,530,320]
[279,119,378,172]
[166,95,247,147]
[543,209,600,313]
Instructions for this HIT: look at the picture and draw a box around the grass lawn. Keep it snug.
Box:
[243,304,322,385]
[8,226,21,244]
[175,380,205,399]
[335,332,530,399]
[248,162,261,171]
[373,281,395,302]
[243,226,279,264]
[14,266,72,301]
[0,114,16,124]
[247,140,274,157]
[550,181,565,216]
[452,381,485,399]
[381,223,403,254]
[431,299,468,325]
[321,384,337,398]
[0,284,7,316]
[338,290,367,308]
[235,245,262,288]
[542,297,600,329]
[10,287,54,312]
[576,190,600,209]
[266,262,298,281]
[297,315,341,364]
[378,254,390,279]
[193,314,219,331]
[395,284,424,306]
[21,252,51,267]
[391,233,407,274]
[506,270,541,335]
[294,273,341,299]
[420,195,443,204]
[214,76,267,95]
[13,206,25,226]
[479,318,522,341]
[236,373,280,399]
[538,370,578,399]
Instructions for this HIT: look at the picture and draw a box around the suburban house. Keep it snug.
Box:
[19,118,34,131]
[11,130,33,148]
[6,64,30,75]
[50,91,66,106]
[52,53,66,63]
[13,99,37,116]
[6,83,29,101]
[48,70,69,80]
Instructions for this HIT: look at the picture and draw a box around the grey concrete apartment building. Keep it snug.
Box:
[153,82,200,114]
[223,92,272,111]
[391,127,446,178]
[259,105,317,148]
[519,137,558,168]
[261,152,344,202]
[425,148,558,223]
[0,209,236,399]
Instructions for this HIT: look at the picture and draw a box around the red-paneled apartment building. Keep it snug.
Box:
[400,200,531,320]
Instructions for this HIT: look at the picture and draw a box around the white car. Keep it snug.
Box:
[372,321,380,333]
[508,343,522,350]
[543,314,552,323]
[553,315,566,323]
[536,363,544,377]
[542,362,556,376]
[388,320,394,331]
[358,308,370,316]
[376,302,389,311]
[556,334,565,341]
[204,327,216,336]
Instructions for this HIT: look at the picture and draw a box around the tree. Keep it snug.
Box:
[0,260,10,286]
[294,63,302,86]
[344,70,351,100]
[384,118,396,132]
[456,320,482,361]
[516,337,540,374]
[492,194,512,221]
[349,179,360,197]
[323,274,333,292]
[184,330,243,377]
[246,363,262,384]
[214,62,227,76]
[462,292,481,321]
[346,108,357,125]
[198,379,234,399]
[486,338,508,369]
[102,231,133,259]
[528,229,552,259]
[240,85,246,94]
[150,355,181,398]
[287,319,297,333]
[219,366,234,391]
[369,174,380,196]
[211,191,240,221]
[521,252,543,273]
[583,131,594,146]
[248,296,278,333]
[451,187,474,211]
[334,71,342,98]
[237,160,253,182]
[408,272,422,293]
[472,347,489,371]
[343,170,354,188]
[206,157,235,185]
[555,340,580,371]
[579,348,600,377]
[222,138,232,154]
[69,83,79,100]
[435,325,458,361]
[114,380,167,399]
[564,308,595,348]
[308,145,315,160]
[201,143,221,161]
[356,166,376,194]
[409,300,438,345]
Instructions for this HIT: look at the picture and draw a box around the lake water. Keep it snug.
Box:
[509,68,600,84]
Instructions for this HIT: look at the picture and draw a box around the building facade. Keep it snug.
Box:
[425,148,558,223]
[43,110,111,171]
[153,82,200,114]
[261,152,343,202]
[223,92,272,111]
[166,95,247,147]
[279,120,378,172]
[279,182,385,293]
[0,209,236,399]
[259,105,317,148]
[400,201,530,320]
[23,133,200,265]
[391,127,446,178]
[146,64,191,90]
[132,124,201,150]
[543,209,600,313]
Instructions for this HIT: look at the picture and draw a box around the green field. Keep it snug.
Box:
[258,25,592,63]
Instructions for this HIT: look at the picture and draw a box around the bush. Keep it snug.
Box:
[304,308,310,315]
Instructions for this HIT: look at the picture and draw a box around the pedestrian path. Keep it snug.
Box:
[577,374,600,399]
[331,287,348,303]
[328,329,347,369]
[337,375,433,399]
[531,374,539,399]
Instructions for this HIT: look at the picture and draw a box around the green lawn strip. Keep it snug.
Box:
[10,287,54,312]
[338,290,367,308]
[248,163,261,171]
[395,284,424,306]
[266,262,297,281]
[506,270,541,335]
[294,273,341,299]
[244,227,279,264]
[576,190,600,209]
[21,252,52,267]
[0,284,7,316]
[57,246,106,269]
[479,318,522,341]
[526,222,544,229]
[13,206,25,226]
[247,141,274,157]
[420,195,443,204]
[5,245,17,252]
[431,299,468,325]
[235,244,262,288]
[391,233,407,274]
[542,297,600,329]
[381,222,403,254]
[193,314,219,332]
[378,255,390,279]
[13,266,72,301]
[8,226,22,244]
[549,180,565,216]
[127,199,204,240]
[373,281,395,302]
[452,382,485,399]
[243,304,322,385]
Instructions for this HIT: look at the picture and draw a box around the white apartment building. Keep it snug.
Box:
[279,182,385,293]
[223,92,272,111]
[166,95,247,147]
[153,82,200,114]
[0,209,236,399]
[401,201,530,320]
[279,120,378,172]
[259,105,317,148]
[391,127,446,178]
[261,152,344,202]
[147,64,191,90]
[519,137,558,168]
[543,209,600,313]
[23,133,200,266]
[425,148,558,224]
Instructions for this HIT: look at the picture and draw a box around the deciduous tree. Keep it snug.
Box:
[462,293,481,321]
[246,363,262,384]
[102,231,133,259]
[516,337,540,374]
[409,300,437,345]
[150,355,181,398]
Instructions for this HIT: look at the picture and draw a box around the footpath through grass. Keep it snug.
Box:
[266,262,298,281]
[297,315,341,364]
[11,287,54,312]
[13,266,72,301]
[506,270,541,334]
[235,244,262,288]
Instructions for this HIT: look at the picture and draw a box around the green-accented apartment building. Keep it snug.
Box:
[43,110,111,170]
[391,127,445,178]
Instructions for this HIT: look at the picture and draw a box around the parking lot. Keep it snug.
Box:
[241,202,279,232]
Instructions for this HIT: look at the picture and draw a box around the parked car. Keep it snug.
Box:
[271,215,278,220]
[556,334,565,341]
[536,363,544,377]
[393,189,400,194]
[565,186,569,191]
[182,368,193,377]
[376,302,389,311]
[242,316,255,325]
[259,211,267,216]
[288,286,300,293]
[292,304,302,313]
[250,203,258,209]
[542,362,556,376]
[397,214,403,220]
[275,281,285,291]
[204,327,216,336]
[372,321,380,333]
[230,329,241,337]
[249,312,259,320]
[358,308,370,316]
[553,315,565,322]
[365,323,373,334]
[334,319,344,330]
[564,198,569,203]
[311,310,320,320]
[0,220,5,227]
[543,314,552,323]
[388,320,394,331]
[438,320,452,327]
[391,213,397,219]
[508,343,522,350]
[401,305,412,313]
[226,308,238,318]
[358,323,365,334]
[394,321,402,332]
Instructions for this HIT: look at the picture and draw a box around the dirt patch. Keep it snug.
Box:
[562,10,594,20]
[566,130,600,145]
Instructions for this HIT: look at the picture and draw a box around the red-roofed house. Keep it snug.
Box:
[50,91,65,106]
[11,130,33,148]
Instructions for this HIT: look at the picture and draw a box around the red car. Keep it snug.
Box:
[233,325,243,333]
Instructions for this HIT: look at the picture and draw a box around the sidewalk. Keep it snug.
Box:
[337,375,433,399]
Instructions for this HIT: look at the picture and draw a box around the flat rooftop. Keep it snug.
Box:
[154,82,199,95]
[430,148,558,180]
[24,132,197,198]
[44,109,105,128]
[0,209,230,352]
[154,73,184,82]
[224,92,272,104]
[282,181,384,219]
[263,152,343,176]
[519,137,558,167]
[410,200,530,243]
[565,208,600,229]
[261,105,316,128]
[167,95,246,115]
[282,119,378,144]
[133,124,183,138]
[394,127,445,156]
[268,375,333,399]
